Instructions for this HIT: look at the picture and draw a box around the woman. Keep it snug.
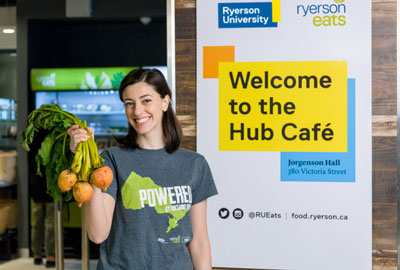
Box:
[68,68,218,269]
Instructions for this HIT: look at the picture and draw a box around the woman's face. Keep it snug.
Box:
[122,81,170,139]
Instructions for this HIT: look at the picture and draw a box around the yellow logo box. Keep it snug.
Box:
[218,61,347,152]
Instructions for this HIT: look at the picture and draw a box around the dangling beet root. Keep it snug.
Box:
[90,166,113,191]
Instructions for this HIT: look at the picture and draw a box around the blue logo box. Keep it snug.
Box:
[218,2,277,28]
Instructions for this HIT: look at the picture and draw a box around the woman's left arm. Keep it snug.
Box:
[188,200,212,270]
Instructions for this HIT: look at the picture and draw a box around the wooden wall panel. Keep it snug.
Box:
[372,115,397,136]
[373,35,396,71]
[372,1,396,117]
[373,137,397,170]
[176,8,196,40]
[176,72,196,115]
[372,69,397,115]
[371,0,397,268]
[176,0,195,9]
[175,0,398,269]
[373,252,397,270]
[372,3,396,36]
[176,40,196,73]
[373,204,397,250]
[176,2,196,152]
[373,169,397,204]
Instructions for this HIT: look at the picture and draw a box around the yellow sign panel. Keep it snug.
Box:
[219,61,347,152]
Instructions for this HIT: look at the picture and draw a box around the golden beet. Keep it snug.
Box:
[73,181,94,207]
[58,169,78,192]
[90,166,113,191]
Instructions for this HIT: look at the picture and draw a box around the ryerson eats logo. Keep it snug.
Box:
[218,2,278,28]
[296,0,347,27]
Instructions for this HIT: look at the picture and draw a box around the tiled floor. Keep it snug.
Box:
[0,258,98,270]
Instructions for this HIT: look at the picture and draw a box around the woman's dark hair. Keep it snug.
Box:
[115,68,182,153]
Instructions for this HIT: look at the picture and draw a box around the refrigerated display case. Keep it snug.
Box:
[31,67,138,150]
[0,98,17,151]
[31,66,169,150]
[35,90,128,137]
[35,90,128,151]
[0,97,17,260]
[29,65,174,167]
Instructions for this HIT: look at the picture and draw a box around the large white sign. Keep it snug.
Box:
[197,1,371,269]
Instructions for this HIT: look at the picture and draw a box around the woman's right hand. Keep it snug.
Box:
[67,124,94,153]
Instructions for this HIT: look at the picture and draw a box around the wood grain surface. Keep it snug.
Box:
[373,169,397,204]
[373,69,396,115]
[176,0,195,9]
[371,7,397,268]
[373,115,397,136]
[176,8,196,40]
[372,3,396,36]
[373,35,396,71]
[373,204,397,251]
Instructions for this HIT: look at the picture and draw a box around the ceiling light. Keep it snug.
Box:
[140,17,152,25]
[2,29,15,34]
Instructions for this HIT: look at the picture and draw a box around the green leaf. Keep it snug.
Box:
[38,130,58,166]
[20,123,37,151]
[95,76,100,87]
[111,72,124,89]
[20,103,78,202]
[98,76,105,88]
[44,137,74,202]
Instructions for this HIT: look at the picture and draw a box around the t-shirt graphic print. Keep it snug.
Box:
[122,171,192,233]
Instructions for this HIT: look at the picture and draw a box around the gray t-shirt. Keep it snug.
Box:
[97,146,218,270]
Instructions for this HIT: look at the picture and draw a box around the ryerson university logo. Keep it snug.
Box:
[218,2,280,28]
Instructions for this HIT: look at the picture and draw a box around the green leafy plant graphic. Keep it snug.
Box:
[111,72,124,89]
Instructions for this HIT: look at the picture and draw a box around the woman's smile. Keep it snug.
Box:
[135,116,151,124]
